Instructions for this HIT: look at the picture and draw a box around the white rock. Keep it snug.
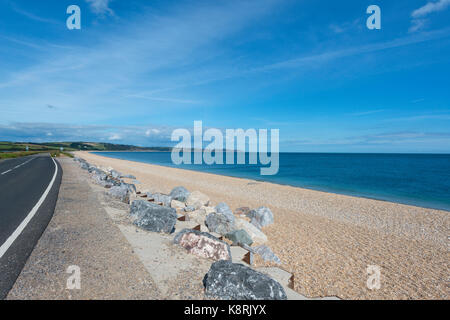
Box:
[201,206,216,214]
[187,208,208,225]
[186,191,210,209]
[171,199,186,209]
[235,218,268,244]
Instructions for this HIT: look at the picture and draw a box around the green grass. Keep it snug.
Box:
[0,151,43,159]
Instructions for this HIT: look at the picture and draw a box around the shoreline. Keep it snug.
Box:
[76,151,449,299]
[91,151,449,212]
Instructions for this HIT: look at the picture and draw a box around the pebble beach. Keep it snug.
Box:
[76,151,449,300]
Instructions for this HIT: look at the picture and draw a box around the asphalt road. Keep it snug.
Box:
[0,154,62,299]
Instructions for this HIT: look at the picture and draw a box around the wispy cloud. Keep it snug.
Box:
[85,0,114,16]
[0,0,278,124]
[256,27,450,72]
[0,122,175,146]
[410,0,450,32]
[10,3,59,24]
[385,114,450,122]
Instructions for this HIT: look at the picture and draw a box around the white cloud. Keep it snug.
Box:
[108,133,121,140]
[412,0,450,18]
[145,128,161,137]
[85,0,114,16]
[410,0,450,32]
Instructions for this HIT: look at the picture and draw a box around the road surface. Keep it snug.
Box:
[0,154,62,299]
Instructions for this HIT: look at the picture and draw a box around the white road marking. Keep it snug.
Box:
[0,157,58,259]
[1,157,34,175]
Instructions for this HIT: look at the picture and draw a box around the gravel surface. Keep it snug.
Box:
[78,151,449,300]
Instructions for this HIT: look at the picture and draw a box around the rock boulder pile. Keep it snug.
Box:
[74,156,290,300]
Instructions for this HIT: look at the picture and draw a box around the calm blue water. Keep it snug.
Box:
[93,152,450,211]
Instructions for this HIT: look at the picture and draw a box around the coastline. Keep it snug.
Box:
[77,151,449,299]
[91,151,450,212]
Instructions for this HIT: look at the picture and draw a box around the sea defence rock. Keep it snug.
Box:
[148,193,172,207]
[169,186,190,202]
[215,202,235,224]
[171,199,185,209]
[110,169,122,179]
[130,200,177,233]
[174,229,232,261]
[253,245,281,264]
[184,205,196,213]
[235,218,267,244]
[121,174,136,179]
[203,260,287,300]
[186,191,210,209]
[205,212,236,235]
[187,208,208,225]
[225,229,253,246]
[107,184,130,203]
[235,207,251,216]
[248,207,274,228]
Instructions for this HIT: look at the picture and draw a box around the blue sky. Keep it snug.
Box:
[0,0,449,152]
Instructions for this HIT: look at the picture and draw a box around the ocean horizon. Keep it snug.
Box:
[93,151,450,212]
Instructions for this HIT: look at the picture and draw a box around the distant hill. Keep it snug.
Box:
[0,141,172,152]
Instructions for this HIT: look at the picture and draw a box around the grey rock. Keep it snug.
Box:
[121,174,137,179]
[130,200,177,233]
[80,162,89,170]
[215,202,235,224]
[203,260,287,300]
[110,169,122,179]
[169,186,190,202]
[184,205,196,212]
[253,245,281,264]
[122,183,136,195]
[149,193,172,206]
[174,229,232,261]
[205,212,236,235]
[225,229,253,246]
[247,207,274,228]
[107,184,130,204]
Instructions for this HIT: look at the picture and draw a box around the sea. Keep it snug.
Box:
[93,152,450,211]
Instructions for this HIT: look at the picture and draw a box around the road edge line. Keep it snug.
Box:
[0,156,58,259]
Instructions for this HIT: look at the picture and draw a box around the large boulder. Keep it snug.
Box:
[130,200,177,233]
[203,260,287,300]
[169,186,190,202]
[149,193,172,207]
[235,218,267,244]
[205,212,236,235]
[247,207,274,228]
[107,184,130,203]
[171,199,186,209]
[225,229,253,246]
[174,229,232,261]
[215,202,235,224]
[186,191,210,209]
[187,208,208,225]
[253,245,281,265]
[110,169,122,179]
